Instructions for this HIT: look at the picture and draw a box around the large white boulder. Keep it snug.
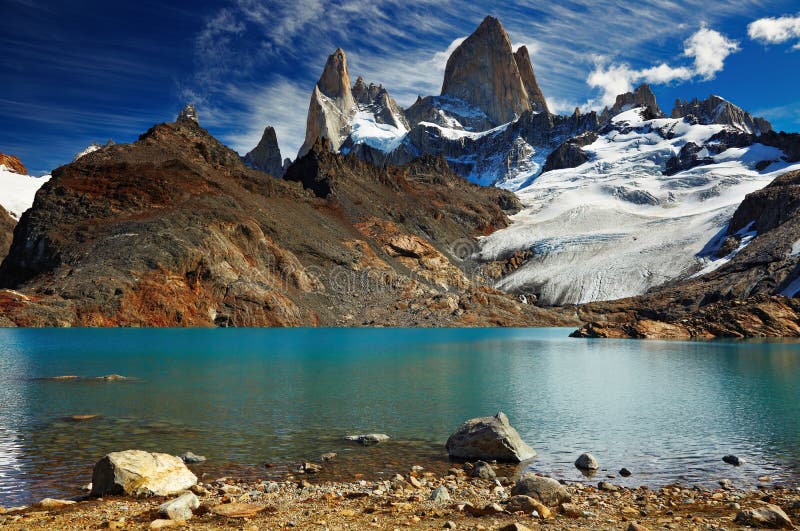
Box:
[90,450,197,497]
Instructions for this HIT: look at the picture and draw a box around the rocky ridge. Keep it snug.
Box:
[0,108,576,328]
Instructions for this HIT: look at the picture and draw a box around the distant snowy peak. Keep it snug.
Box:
[73,139,115,162]
[608,83,663,118]
[671,95,772,135]
[177,103,199,125]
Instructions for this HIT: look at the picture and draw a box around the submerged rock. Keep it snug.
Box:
[446,412,535,462]
[723,454,744,466]
[179,452,206,464]
[575,452,599,471]
[344,433,390,446]
[471,461,496,479]
[91,450,197,497]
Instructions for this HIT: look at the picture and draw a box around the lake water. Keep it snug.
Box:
[0,328,799,506]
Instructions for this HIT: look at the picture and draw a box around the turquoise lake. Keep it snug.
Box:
[0,327,799,505]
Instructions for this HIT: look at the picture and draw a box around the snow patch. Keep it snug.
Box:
[0,168,51,219]
[348,110,407,153]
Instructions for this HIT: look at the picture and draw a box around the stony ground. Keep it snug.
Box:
[2,462,797,530]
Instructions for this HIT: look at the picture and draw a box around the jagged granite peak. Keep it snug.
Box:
[177,104,199,125]
[244,126,285,176]
[513,45,549,114]
[317,48,355,108]
[671,95,772,135]
[609,83,662,117]
[298,49,358,157]
[441,16,531,125]
[351,76,409,131]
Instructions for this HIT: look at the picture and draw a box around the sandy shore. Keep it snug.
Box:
[1,461,798,530]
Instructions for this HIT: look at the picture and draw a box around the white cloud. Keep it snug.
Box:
[684,25,740,79]
[587,25,738,107]
[748,14,800,50]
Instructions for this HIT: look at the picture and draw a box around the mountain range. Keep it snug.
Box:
[1,15,799,337]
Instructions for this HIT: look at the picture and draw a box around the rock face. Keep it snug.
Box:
[542,132,597,173]
[0,114,575,328]
[445,412,536,462]
[243,126,285,176]
[0,206,14,259]
[513,46,549,114]
[90,450,197,497]
[572,169,800,339]
[0,154,27,174]
[298,48,357,156]
[441,16,531,125]
[671,95,771,134]
[609,84,662,117]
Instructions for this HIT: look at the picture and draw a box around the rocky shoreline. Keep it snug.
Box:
[1,462,797,530]
[1,413,797,530]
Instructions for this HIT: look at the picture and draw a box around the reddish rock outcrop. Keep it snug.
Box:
[0,153,28,174]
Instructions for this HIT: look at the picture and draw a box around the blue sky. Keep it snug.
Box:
[2,0,800,175]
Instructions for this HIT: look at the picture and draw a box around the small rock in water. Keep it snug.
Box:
[321,452,337,462]
[575,452,599,470]
[97,374,130,381]
[598,481,620,492]
[471,460,496,479]
[719,478,733,490]
[69,414,98,421]
[734,503,793,529]
[344,433,390,446]
[302,462,322,474]
[723,454,743,466]
[158,492,199,521]
[619,467,632,477]
[429,486,451,505]
[179,452,206,464]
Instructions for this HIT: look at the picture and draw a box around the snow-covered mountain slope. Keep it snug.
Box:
[478,107,800,305]
[0,166,51,219]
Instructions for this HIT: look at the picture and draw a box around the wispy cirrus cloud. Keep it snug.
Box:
[748,13,800,49]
